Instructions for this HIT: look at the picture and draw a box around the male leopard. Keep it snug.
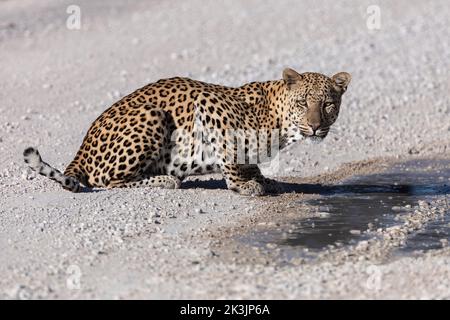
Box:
[23,68,351,196]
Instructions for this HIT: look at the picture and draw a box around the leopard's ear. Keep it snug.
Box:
[283,68,302,88]
[332,72,351,93]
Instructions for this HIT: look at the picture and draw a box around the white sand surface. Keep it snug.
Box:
[1,0,449,299]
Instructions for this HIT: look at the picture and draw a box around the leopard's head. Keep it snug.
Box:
[283,68,351,140]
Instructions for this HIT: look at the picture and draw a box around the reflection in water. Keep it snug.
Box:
[283,195,412,249]
[244,159,450,256]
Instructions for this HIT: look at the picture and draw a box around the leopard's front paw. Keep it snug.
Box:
[237,180,265,196]
[149,175,181,189]
[159,176,182,189]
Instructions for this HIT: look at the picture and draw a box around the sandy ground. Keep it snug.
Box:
[1,0,450,299]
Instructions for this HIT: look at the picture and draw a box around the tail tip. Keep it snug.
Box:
[23,147,41,164]
[23,146,37,156]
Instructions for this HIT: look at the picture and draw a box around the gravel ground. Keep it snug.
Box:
[1,0,450,299]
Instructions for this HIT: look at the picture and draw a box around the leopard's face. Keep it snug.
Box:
[283,69,351,140]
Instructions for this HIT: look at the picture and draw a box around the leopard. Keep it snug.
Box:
[23,68,351,196]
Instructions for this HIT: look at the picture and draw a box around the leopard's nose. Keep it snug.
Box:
[308,122,320,132]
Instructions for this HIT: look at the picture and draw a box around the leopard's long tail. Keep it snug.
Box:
[23,147,81,192]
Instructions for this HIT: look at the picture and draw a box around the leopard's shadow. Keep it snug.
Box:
[77,178,450,198]
[181,179,450,197]
[180,179,335,194]
[182,179,228,190]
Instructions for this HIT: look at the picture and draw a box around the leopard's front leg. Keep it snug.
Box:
[221,164,265,196]
[241,164,284,194]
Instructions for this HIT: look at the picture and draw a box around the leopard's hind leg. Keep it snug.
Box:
[108,174,181,189]
[101,107,182,190]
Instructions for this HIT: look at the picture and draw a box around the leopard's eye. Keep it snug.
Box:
[325,103,335,113]
[296,99,306,107]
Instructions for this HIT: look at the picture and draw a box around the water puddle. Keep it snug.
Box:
[242,159,450,258]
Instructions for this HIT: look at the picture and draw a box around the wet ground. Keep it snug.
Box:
[241,159,450,260]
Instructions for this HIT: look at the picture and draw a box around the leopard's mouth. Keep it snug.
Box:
[299,133,324,145]
[300,128,329,139]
